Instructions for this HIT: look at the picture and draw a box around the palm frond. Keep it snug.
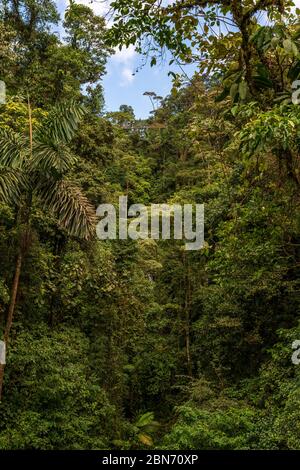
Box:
[36,177,96,240]
[0,128,27,168]
[31,141,77,175]
[0,167,25,204]
[35,101,86,144]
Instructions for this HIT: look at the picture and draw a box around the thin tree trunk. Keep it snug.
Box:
[0,252,22,401]
[0,364,4,401]
[183,253,193,377]
[0,95,31,401]
[5,253,22,343]
[185,306,192,377]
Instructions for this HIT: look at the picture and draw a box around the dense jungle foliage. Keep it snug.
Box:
[0,0,300,450]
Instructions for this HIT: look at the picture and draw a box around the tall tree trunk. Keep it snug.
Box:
[185,305,192,377]
[183,253,193,377]
[0,252,22,401]
[0,95,31,401]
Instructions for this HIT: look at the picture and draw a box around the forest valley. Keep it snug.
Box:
[0,0,300,450]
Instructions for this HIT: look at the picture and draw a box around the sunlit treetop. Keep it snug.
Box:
[107,0,294,57]
[107,1,300,101]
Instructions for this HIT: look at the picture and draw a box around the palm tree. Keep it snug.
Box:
[0,98,96,399]
[134,412,160,447]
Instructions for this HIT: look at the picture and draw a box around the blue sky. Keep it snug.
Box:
[57,0,300,119]
[57,0,196,119]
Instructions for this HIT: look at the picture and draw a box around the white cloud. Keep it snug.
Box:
[111,45,136,86]
[112,45,136,64]
[60,1,112,20]
[120,67,135,86]
[74,0,111,16]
